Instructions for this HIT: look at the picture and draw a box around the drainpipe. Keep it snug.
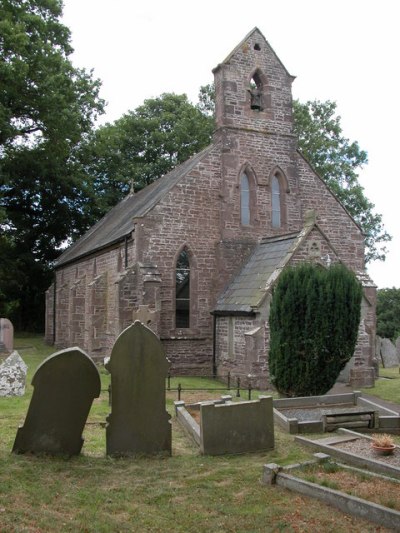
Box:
[212,313,217,377]
[52,273,57,345]
[124,235,129,268]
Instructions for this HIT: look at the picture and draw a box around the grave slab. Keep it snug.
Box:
[106,321,171,456]
[13,347,101,456]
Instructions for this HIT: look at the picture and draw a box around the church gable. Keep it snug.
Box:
[213,27,295,135]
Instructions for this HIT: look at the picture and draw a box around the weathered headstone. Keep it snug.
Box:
[380,338,399,368]
[375,335,382,364]
[13,347,101,456]
[0,351,28,397]
[106,321,171,456]
[200,396,274,455]
[0,318,14,353]
[396,337,400,362]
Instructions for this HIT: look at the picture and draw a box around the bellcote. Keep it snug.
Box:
[213,28,295,136]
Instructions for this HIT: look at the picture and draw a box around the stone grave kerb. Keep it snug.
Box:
[13,347,101,456]
[106,321,171,456]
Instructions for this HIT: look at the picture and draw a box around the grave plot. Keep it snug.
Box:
[175,395,274,455]
[295,428,400,480]
[262,454,400,530]
[273,391,400,434]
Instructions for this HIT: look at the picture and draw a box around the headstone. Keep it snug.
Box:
[200,396,274,455]
[396,337,400,361]
[13,347,101,456]
[0,351,28,397]
[380,338,399,368]
[375,335,382,365]
[106,321,171,456]
[0,318,14,353]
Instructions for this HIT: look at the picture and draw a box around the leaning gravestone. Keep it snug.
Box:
[380,338,399,368]
[0,318,14,353]
[13,347,101,456]
[0,351,28,397]
[106,321,171,456]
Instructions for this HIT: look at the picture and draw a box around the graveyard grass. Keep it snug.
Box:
[361,367,400,404]
[0,337,398,532]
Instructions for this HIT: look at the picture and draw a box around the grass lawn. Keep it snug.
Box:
[361,366,400,405]
[0,336,396,532]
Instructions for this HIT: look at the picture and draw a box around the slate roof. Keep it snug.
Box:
[55,145,215,267]
[214,232,301,314]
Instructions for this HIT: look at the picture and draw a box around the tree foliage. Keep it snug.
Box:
[293,100,391,263]
[82,92,214,215]
[0,0,104,330]
[376,288,400,341]
[269,263,362,397]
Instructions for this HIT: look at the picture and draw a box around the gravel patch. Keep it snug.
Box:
[333,438,400,467]
[279,405,367,422]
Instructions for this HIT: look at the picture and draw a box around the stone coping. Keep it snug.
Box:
[273,392,400,434]
[262,454,400,530]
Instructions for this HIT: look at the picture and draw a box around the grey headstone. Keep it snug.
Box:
[13,347,101,456]
[0,318,14,353]
[396,337,400,360]
[200,395,274,455]
[375,335,382,362]
[0,351,27,397]
[380,338,399,368]
[106,321,171,456]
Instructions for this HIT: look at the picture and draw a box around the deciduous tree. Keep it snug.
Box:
[0,0,104,329]
[376,288,400,341]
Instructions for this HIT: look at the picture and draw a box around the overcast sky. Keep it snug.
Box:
[62,0,399,289]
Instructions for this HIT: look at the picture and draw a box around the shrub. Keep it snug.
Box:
[269,263,362,397]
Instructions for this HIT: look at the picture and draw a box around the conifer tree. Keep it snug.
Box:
[269,263,362,397]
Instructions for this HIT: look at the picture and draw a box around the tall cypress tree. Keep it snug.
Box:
[269,263,362,397]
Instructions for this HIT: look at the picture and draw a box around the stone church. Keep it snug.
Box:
[45,28,376,388]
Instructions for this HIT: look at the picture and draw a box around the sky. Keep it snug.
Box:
[61,0,399,289]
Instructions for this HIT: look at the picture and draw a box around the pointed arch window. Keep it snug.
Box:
[176,248,190,328]
[271,174,281,228]
[249,71,263,111]
[240,173,250,225]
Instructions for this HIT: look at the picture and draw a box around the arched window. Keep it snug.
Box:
[176,248,190,328]
[240,173,250,225]
[271,174,281,228]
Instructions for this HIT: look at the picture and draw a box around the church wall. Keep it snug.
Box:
[48,239,135,361]
[215,227,374,389]
[296,155,365,271]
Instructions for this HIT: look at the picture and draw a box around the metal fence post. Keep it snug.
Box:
[167,372,171,391]
[178,383,182,401]
[236,377,241,397]
[227,371,231,390]
[108,384,112,406]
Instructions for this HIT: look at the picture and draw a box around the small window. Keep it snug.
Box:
[241,173,250,225]
[272,175,281,228]
[250,71,263,110]
[176,249,190,328]
[228,317,235,359]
